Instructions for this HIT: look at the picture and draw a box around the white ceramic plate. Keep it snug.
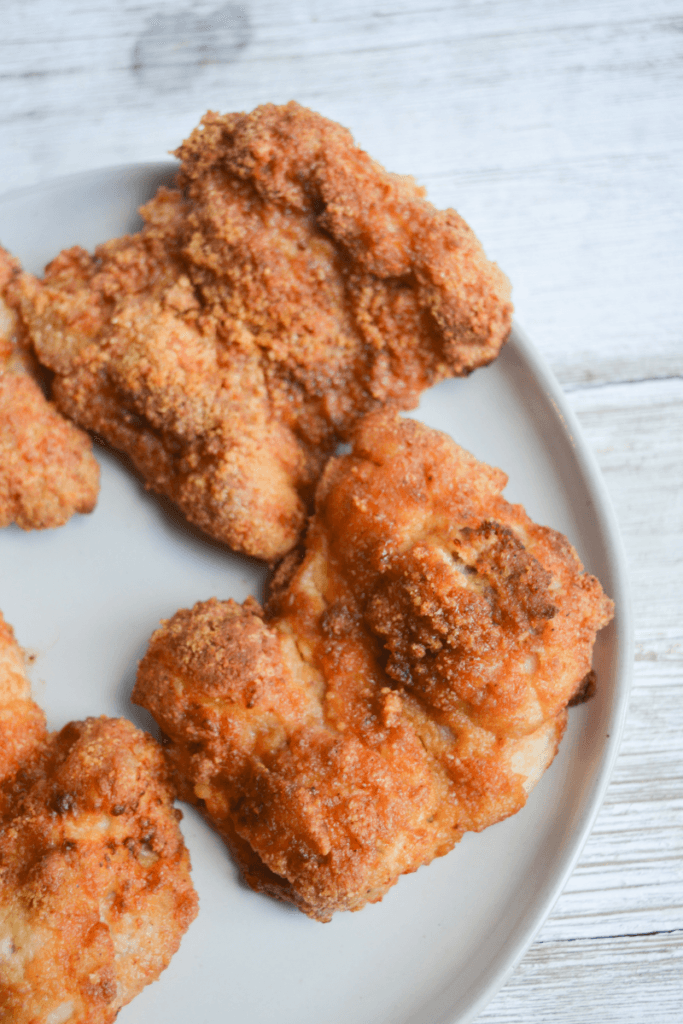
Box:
[0,166,632,1024]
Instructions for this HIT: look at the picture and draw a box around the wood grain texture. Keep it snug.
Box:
[479,932,683,1023]
[0,1,681,1021]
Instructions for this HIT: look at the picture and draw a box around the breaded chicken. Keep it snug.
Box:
[133,412,613,921]
[0,715,198,1023]
[11,103,512,560]
[0,612,46,803]
[0,247,99,530]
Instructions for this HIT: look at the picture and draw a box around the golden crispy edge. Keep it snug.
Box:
[0,247,100,530]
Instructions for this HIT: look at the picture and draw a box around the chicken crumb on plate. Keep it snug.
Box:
[0,247,99,532]
[0,611,46,803]
[133,411,613,922]
[10,102,511,560]
[0,617,197,1023]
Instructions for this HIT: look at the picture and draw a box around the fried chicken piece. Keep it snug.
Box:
[0,715,198,1022]
[133,412,613,921]
[0,247,99,530]
[0,612,46,805]
[11,102,512,560]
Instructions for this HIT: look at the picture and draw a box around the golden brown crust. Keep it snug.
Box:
[0,247,100,531]
[134,412,612,921]
[0,612,47,804]
[12,103,511,559]
[0,715,198,1023]
[317,413,615,737]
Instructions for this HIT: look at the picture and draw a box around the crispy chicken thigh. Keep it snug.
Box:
[0,612,46,803]
[133,412,613,921]
[0,618,196,1020]
[0,714,198,1023]
[0,248,99,530]
[11,103,512,560]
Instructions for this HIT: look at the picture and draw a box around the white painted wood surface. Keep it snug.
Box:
[1,1,681,1020]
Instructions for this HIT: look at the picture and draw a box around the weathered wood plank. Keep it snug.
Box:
[568,378,683,651]
[478,931,683,1023]
[436,155,683,388]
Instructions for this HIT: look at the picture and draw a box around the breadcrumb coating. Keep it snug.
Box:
[133,412,613,921]
[11,103,511,560]
[0,715,198,1023]
[0,247,99,531]
[0,612,46,806]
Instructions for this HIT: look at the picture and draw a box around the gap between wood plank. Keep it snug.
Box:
[563,373,683,393]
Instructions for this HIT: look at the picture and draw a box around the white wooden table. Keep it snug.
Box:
[2,2,681,1020]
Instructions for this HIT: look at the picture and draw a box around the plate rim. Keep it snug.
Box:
[451,320,634,1024]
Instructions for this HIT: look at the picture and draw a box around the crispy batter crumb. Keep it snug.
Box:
[11,103,511,559]
[0,619,197,1021]
[0,612,46,802]
[0,247,99,531]
[133,411,613,921]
